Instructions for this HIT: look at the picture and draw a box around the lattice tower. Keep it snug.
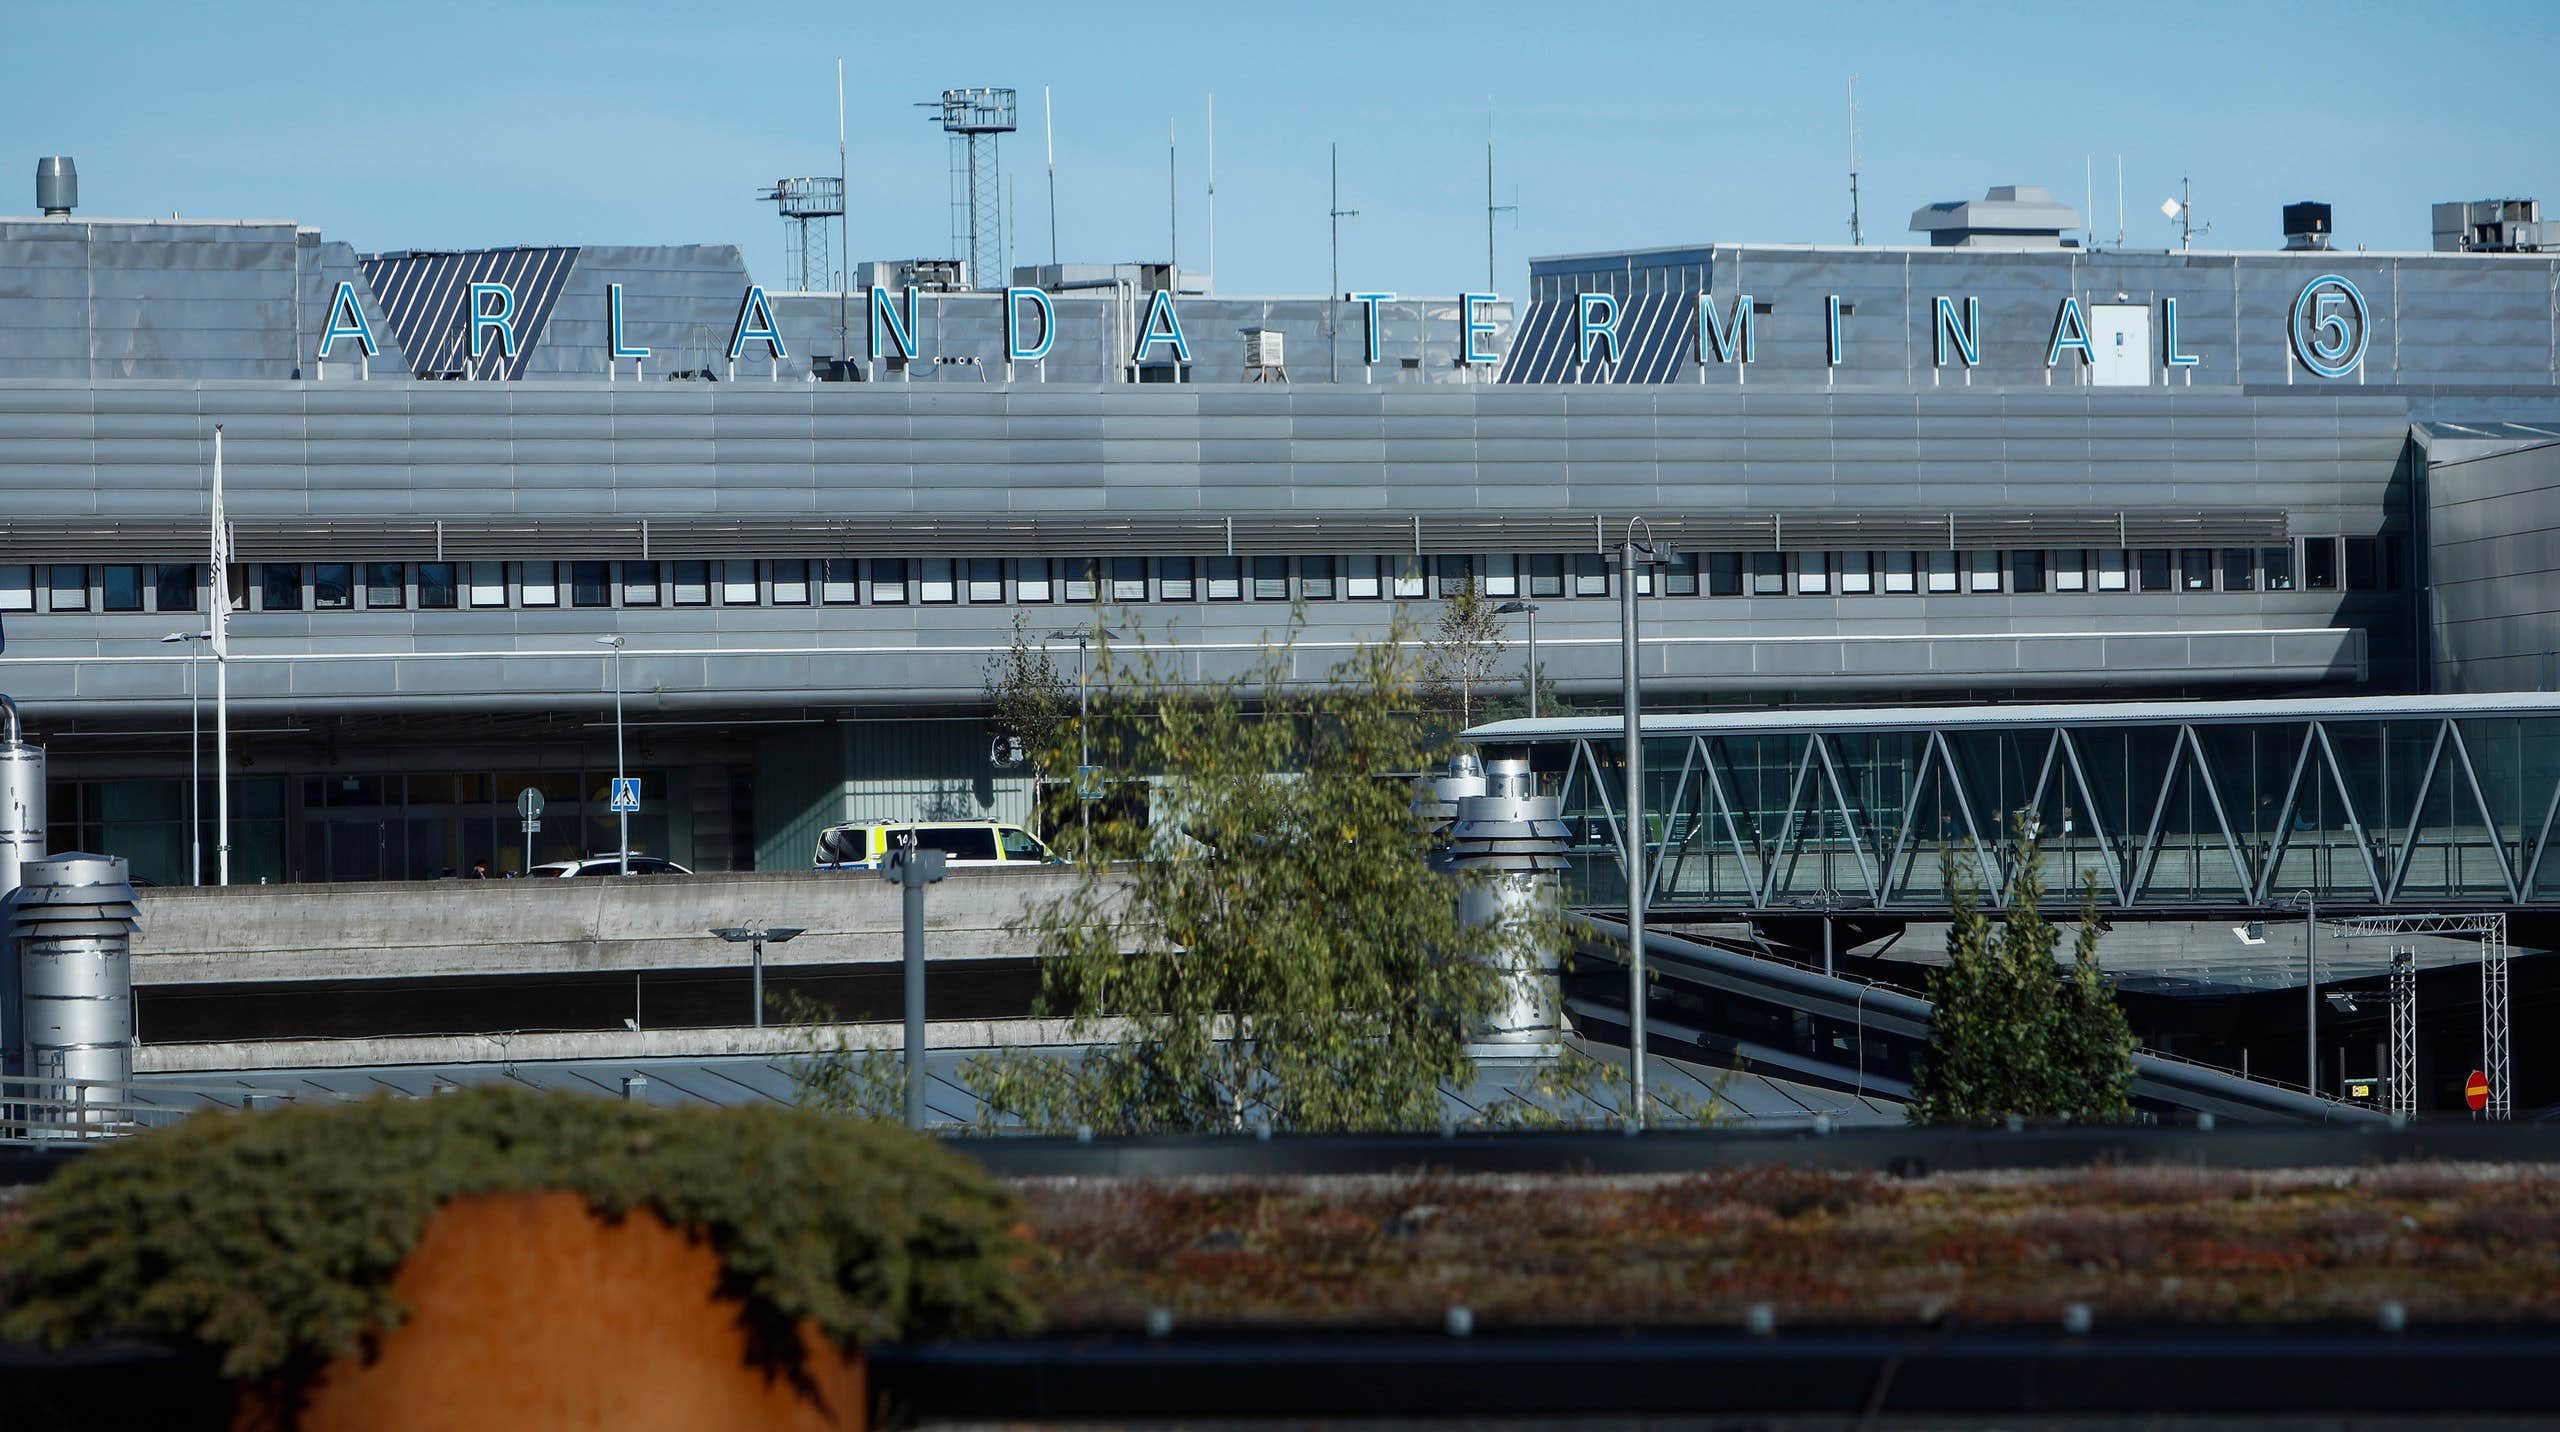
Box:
[923,88,1016,290]
[760,177,845,292]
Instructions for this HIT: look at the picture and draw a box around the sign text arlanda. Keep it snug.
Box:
[311,274,2376,378]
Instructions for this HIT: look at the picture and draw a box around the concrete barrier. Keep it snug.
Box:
[131,868,1117,985]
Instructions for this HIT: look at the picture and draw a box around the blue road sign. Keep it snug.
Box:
[609,777,641,813]
[1075,765,1105,800]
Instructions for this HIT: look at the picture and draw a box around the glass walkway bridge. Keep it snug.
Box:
[1463,693,2560,919]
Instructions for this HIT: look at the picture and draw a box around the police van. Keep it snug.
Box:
[811,820,1059,871]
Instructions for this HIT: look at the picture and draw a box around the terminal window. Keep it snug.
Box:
[673,561,712,606]
[314,564,352,610]
[775,559,815,604]
[1157,556,1194,601]
[719,561,761,605]
[2303,539,2339,590]
[1062,558,1098,604]
[2220,549,2255,591]
[102,565,144,612]
[1345,558,1383,600]
[2261,547,2294,590]
[569,562,611,608]
[1794,553,1830,595]
[365,563,405,609]
[1838,552,1874,594]
[0,565,29,611]
[870,558,909,604]
[820,559,860,604]
[2096,550,2129,591]
[1300,556,1337,600]
[1254,557,1291,601]
[519,562,559,607]
[2179,549,2213,592]
[1205,556,1244,601]
[619,562,659,607]
[1011,558,1053,603]
[2136,550,2172,592]
[418,563,458,610]
[2053,551,2087,592]
[918,559,957,604]
[2010,550,2046,594]
[1527,555,1565,599]
[258,563,301,611]
[468,562,508,608]
[1111,557,1148,603]
[1881,552,1916,593]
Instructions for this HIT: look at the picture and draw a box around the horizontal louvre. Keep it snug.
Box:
[0,508,2290,560]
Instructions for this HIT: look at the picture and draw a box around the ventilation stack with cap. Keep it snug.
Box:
[1448,757,1570,1049]
[1411,751,1488,863]
[0,696,44,1080]
[11,853,140,1094]
[35,157,77,217]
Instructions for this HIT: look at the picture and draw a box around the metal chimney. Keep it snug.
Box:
[0,696,41,1080]
[35,157,77,217]
[1449,758,1570,1049]
[11,852,140,1092]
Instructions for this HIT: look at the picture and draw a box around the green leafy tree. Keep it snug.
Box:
[965,609,1511,1134]
[984,610,1076,837]
[1910,815,2136,1124]
[1421,579,1508,733]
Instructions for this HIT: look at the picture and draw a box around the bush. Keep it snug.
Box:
[0,1087,1035,1378]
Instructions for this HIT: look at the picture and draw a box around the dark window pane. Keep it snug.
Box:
[911,826,997,859]
[1748,551,1785,595]
[1528,555,1564,599]
[314,563,352,610]
[2262,546,2295,591]
[156,564,199,612]
[1706,552,1742,596]
[2179,548,2213,591]
[619,561,659,607]
[2010,550,2046,594]
[2303,539,2339,590]
[101,565,144,612]
[570,561,612,608]
[1253,556,1290,601]
[363,562,405,608]
[2345,536,2378,590]
[261,564,302,612]
[1298,555,1334,600]
[674,561,711,605]
[418,562,458,609]
[2137,550,2172,592]
[2220,548,2255,591]
[1110,557,1148,603]
[1572,553,1609,597]
[871,558,908,604]
[1159,556,1195,601]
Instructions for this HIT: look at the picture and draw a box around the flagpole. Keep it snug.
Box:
[211,424,231,886]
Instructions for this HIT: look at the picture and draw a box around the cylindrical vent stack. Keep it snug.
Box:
[11,853,140,1090]
[35,157,77,217]
[0,710,44,1080]
[1449,760,1571,1046]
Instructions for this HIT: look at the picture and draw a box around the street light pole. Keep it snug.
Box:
[1495,600,1541,720]
[1615,521,1667,1131]
[1047,626,1121,848]
[161,631,209,885]
[2299,887,2318,1097]
[597,636,627,875]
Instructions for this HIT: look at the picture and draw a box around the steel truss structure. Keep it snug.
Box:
[2329,913,2511,1120]
[1487,703,2560,918]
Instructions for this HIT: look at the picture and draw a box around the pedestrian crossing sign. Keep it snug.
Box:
[610,777,641,813]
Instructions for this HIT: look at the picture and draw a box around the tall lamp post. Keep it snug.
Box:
[595,635,628,875]
[1046,626,1122,844]
[709,924,804,1028]
[1494,600,1541,719]
[160,630,210,885]
[1611,520,1672,1130]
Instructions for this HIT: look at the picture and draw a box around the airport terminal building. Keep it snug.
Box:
[1,172,2557,885]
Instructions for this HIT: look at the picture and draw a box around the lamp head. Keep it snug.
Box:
[595,635,625,650]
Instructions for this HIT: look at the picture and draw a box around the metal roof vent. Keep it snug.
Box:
[35,157,76,217]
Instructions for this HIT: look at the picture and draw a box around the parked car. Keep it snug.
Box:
[812,821,1057,871]
[524,855,693,878]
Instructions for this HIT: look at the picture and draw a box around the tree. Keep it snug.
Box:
[983,611,1075,835]
[1909,815,2137,1125]
[966,609,1511,1134]
[1421,579,1508,733]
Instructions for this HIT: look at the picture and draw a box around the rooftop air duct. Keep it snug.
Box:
[35,157,76,217]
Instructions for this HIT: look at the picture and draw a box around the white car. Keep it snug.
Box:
[523,855,693,878]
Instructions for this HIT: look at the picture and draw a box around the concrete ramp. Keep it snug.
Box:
[131,868,1105,985]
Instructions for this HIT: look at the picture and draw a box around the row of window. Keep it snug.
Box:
[0,538,2405,616]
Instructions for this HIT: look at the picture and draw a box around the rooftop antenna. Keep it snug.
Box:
[1044,86,1059,266]
[1329,142,1358,382]
[1168,117,1178,270]
[919,87,1016,289]
[2162,174,2208,251]
[1205,92,1215,292]
[1486,98,1518,291]
[2084,155,2095,250]
[2115,154,2125,249]
[837,60,849,357]
[1846,75,1863,246]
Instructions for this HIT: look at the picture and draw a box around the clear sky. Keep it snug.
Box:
[8,1,2556,296]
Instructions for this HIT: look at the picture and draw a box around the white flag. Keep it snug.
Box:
[209,425,229,658]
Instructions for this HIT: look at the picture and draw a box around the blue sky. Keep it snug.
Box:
[9,1,2556,296]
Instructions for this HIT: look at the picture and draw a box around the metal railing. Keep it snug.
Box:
[0,1074,294,1147]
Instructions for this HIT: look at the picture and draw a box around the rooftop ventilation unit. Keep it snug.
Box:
[1908,184,2080,250]
[2282,201,2334,251]
[2433,199,2545,253]
[34,157,75,217]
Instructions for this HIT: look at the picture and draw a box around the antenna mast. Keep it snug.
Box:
[1045,86,1058,265]
[1206,92,1215,291]
[1846,75,1863,246]
[1168,118,1178,269]
[836,60,848,359]
[1329,142,1357,382]
[1486,99,1517,291]
[2114,154,2124,249]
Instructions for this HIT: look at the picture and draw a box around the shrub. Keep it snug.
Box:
[0,1087,1035,1378]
